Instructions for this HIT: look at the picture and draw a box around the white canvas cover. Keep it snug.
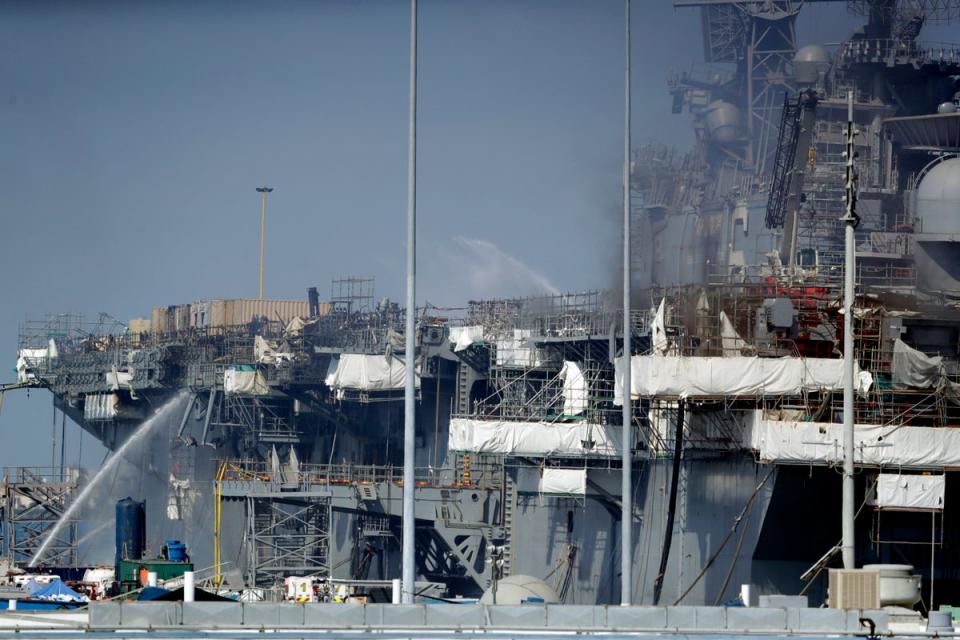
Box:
[448,418,622,457]
[870,474,945,511]
[720,311,748,356]
[84,393,119,420]
[254,335,294,365]
[16,348,49,383]
[891,339,942,388]
[614,355,870,402]
[558,361,587,416]
[749,418,960,469]
[324,354,417,391]
[106,370,133,390]
[539,468,587,495]
[449,326,484,352]
[496,329,544,367]
[224,368,270,396]
[651,298,669,355]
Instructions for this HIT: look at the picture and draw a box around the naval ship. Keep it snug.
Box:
[8,0,960,608]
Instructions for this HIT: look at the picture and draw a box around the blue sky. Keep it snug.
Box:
[0,0,880,468]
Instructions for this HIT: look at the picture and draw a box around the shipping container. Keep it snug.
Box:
[151,298,329,334]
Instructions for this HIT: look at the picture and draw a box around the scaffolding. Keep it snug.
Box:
[2,467,79,567]
[245,494,332,588]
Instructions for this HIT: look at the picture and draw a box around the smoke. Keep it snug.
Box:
[425,236,560,302]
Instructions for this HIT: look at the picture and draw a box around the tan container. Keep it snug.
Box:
[150,304,191,333]
[128,318,152,334]
[205,299,313,329]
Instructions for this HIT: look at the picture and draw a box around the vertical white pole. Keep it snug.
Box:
[841,90,856,570]
[392,578,402,604]
[183,571,196,603]
[259,190,266,300]
[620,0,633,607]
[401,0,418,606]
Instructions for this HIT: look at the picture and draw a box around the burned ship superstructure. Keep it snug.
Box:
[9,0,960,609]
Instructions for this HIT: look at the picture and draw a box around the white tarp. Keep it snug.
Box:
[614,355,871,403]
[539,468,587,495]
[496,329,545,367]
[892,339,942,388]
[324,354,418,391]
[869,473,945,511]
[749,418,960,469]
[16,348,48,383]
[106,369,133,390]
[720,311,748,356]
[448,418,622,457]
[84,393,119,420]
[284,317,306,336]
[255,335,294,365]
[558,361,587,416]
[224,368,270,396]
[449,326,484,352]
[651,298,669,356]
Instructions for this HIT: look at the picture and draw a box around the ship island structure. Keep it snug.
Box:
[7,0,960,613]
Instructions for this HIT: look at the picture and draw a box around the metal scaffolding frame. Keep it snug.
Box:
[245,493,332,588]
[2,467,78,567]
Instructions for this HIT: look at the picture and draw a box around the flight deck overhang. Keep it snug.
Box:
[884,112,960,152]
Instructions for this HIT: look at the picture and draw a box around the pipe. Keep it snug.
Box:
[653,400,684,605]
[401,0,418,606]
[620,0,633,607]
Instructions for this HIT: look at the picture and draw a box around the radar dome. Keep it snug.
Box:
[704,101,742,145]
[916,157,960,235]
[794,45,830,84]
[479,574,560,605]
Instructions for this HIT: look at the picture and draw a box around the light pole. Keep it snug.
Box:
[256,186,273,300]
[621,0,633,606]
[841,91,859,570]
[401,0,418,605]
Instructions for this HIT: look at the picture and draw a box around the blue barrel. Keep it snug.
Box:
[115,498,145,565]
[163,540,187,562]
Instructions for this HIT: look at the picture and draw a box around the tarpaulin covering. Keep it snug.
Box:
[223,368,270,396]
[892,339,942,388]
[448,418,621,457]
[538,468,587,495]
[84,393,120,420]
[35,580,87,602]
[558,361,587,416]
[254,336,293,365]
[614,355,871,403]
[16,348,47,383]
[651,298,669,355]
[106,370,133,390]
[324,354,417,391]
[720,311,748,356]
[449,326,484,352]
[748,418,960,469]
[496,330,545,367]
[869,473,945,510]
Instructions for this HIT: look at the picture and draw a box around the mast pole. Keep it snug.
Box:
[841,90,858,570]
[401,0,418,605]
[620,0,633,606]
